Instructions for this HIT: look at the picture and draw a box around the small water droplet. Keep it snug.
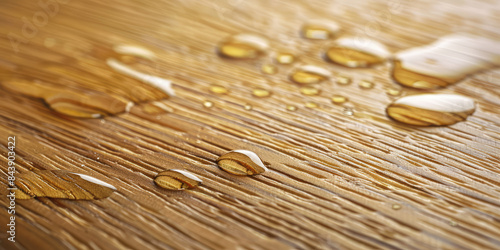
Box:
[325,37,390,67]
[392,204,401,210]
[261,63,278,74]
[217,34,269,59]
[203,100,214,108]
[300,19,340,40]
[252,88,272,98]
[342,107,354,116]
[286,105,298,111]
[289,65,331,85]
[336,75,352,85]
[154,169,202,190]
[386,87,402,96]
[305,102,319,108]
[386,94,476,126]
[14,170,116,200]
[217,150,268,175]
[358,80,374,89]
[209,85,229,94]
[244,104,253,110]
[276,52,295,64]
[331,95,348,104]
[300,86,320,96]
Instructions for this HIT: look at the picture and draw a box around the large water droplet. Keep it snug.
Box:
[154,169,202,190]
[217,34,269,59]
[386,94,476,126]
[1,78,133,118]
[216,150,268,176]
[325,37,390,67]
[392,34,500,89]
[14,170,116,200]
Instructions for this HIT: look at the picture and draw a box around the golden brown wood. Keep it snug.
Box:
[1,0,500,249]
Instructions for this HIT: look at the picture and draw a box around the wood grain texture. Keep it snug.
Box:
[1,0,500,249]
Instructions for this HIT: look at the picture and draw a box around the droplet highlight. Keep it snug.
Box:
[154,169,202,190]
[14,170,116,200]
[217,150,268,176]
[386,94,476,126]
[203,100,214,108]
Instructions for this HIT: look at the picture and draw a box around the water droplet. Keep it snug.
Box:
[154,169,202,190]
[286,105,298,111]
[209,85,229,94]
[252,88,272,98]
[386,87,402,96]
[358,80,374,89]
[289,65,331,85]
[336,75,352,85]
[300,86,320,96]
[331,95,348,104]
[14,170,116,200]
[305,102,319,108]
[244,104,253,110]
[392,204,401,210]
[325,37,390,67]
[107,58,175,97]
[261,63,278,74]
[300,19,340,40]
[217,150,267,175]
[276,52,295,64]
[342,107,354,116]
[393,34,500,89]
[203,100,214,108]
[217,34,269,59]
[386,94,476,126]
[1,78,133,118]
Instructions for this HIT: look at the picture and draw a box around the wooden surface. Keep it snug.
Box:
[1,0,500,249]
